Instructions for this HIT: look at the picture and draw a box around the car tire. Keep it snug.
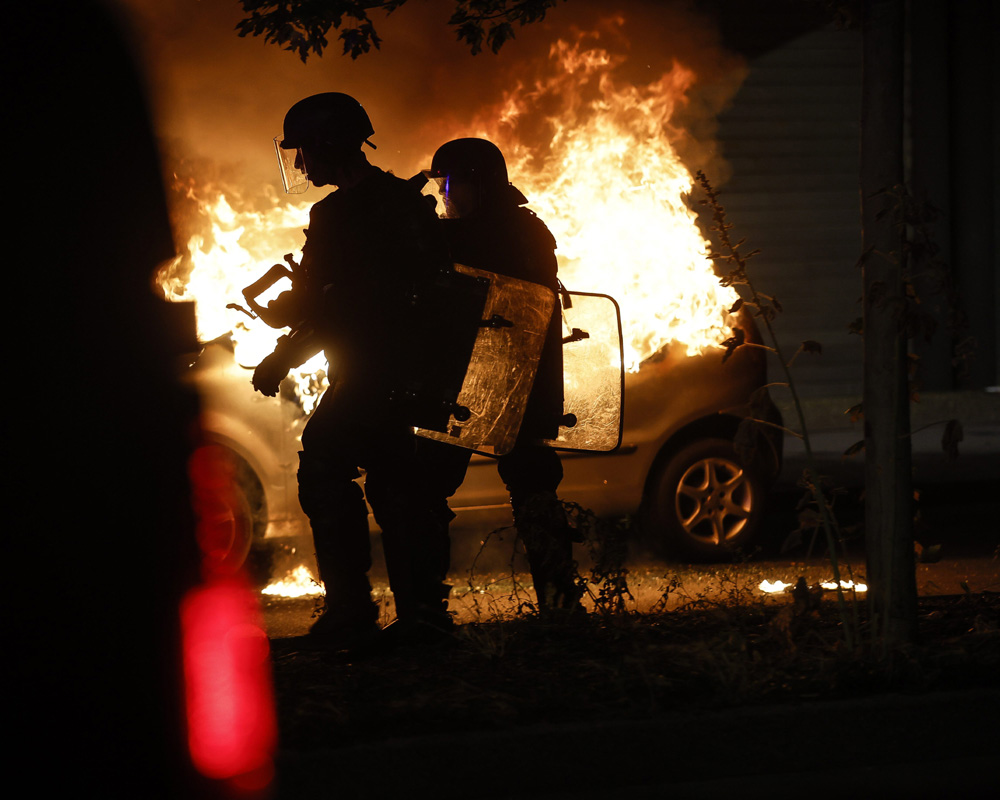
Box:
[642,437,765,561]
[191,444,263,573]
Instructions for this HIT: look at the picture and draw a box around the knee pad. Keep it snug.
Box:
[498,446,563,499]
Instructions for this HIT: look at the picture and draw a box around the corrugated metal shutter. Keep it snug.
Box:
[711,25,864,399]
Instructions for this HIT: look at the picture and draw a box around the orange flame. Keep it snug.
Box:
[261,565,324,598]
[472,39,739,370]
[159,37,737,398]
[158,190,328,411]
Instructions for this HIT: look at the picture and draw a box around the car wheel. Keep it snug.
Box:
[643,438,765,561]
[190,444,259,573]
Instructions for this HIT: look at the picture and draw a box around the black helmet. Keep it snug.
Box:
[430,138,527,207]
[430,138,507,188]
[280,92,375,151]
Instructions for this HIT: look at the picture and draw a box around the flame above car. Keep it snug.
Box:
[478,38,739,370]
[158,35,738,406]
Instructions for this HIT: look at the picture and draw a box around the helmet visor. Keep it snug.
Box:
[420,173,452,218]
[274,135,309,194]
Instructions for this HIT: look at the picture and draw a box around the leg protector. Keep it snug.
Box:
[366,464,452,623]
[511,491,582,611]
[497,446,580,609]
[297,449,374,612]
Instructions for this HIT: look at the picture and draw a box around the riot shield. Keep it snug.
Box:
[542,291,624,452]
[415,264,556,456]
[392,267,490,433]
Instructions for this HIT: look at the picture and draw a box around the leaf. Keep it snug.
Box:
[747,385,772,412]
[941,418,963,460]
[918,543,943,564]
[801,340,822,355]
[843,440,865,458]
[486,21,515,53]
[868,280,889,304]
[846,402,864,422]
[848,316,864,336]
[841,523,862,538]
[780,529,803,553]
[720,327,745,364]
[796,508,822,532]
[234,0,557,60]
[855,244,876,268]
[729,298,744,314]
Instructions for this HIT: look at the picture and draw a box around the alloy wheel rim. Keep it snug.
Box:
[674,456,753,545]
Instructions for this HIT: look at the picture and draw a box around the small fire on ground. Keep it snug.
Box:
[759,579,868,594]
[261,566,324,598]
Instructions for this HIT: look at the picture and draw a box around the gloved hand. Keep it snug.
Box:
[261,290,301,330]
[252,350,291,397]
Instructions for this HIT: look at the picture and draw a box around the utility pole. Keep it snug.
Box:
[861,0,918,652]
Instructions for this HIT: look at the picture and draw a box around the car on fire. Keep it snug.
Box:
[188,306,782,570]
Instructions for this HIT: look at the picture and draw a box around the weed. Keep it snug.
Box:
[566,502,635,616]
[462,499,641,624]
[462,523,537,620]
[695,170,861,650]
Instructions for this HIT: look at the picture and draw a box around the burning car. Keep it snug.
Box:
[164,34,784,568]
[186,298,780,570]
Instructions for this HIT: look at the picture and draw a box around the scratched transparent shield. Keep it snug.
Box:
[415,264,556,456]
[542,291,624,452]
[393,266,490,434]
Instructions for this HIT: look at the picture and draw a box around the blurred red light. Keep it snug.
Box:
[188,443,247,578]
[181,578,277,784]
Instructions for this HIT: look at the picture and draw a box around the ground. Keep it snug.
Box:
[269,592,999,743]
[263,562,998,796]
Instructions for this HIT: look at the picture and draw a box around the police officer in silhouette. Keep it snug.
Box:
[253,93,454,647]
[423,138,583,612]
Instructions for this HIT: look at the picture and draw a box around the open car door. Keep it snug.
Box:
[543,290,624,453]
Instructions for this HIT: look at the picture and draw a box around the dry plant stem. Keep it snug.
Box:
[697,172,857,649]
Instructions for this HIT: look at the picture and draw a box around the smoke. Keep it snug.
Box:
[411,1,747,183]
[117,0,745,223]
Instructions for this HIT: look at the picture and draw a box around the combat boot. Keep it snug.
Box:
[383,584,455,648]
[306,597,380,651]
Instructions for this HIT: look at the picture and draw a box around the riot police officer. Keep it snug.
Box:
[253,93,454,648]
[423,138,583,612]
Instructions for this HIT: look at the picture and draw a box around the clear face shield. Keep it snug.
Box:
[421,172,479,219]
[274,136,309,194]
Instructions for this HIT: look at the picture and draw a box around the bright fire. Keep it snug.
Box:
[158,189,329,411]
[261,565,324,598]
[759,579,868,594]
[159,36,736,385]
[476,38,739,370]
